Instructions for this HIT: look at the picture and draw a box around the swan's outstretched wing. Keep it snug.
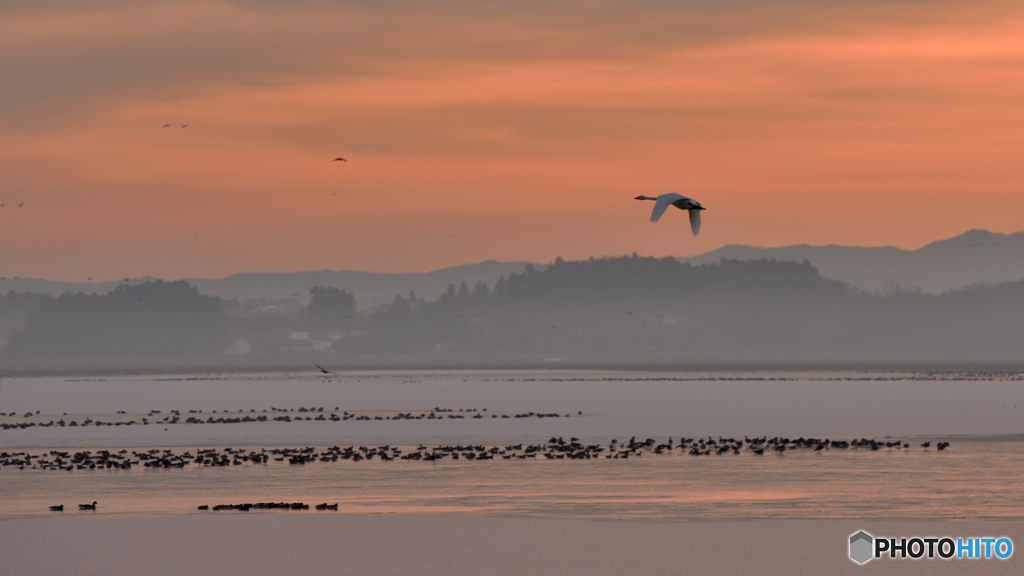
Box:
[649,193,683,222]
[688,209,702,236]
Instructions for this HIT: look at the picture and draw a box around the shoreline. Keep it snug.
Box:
[5,362,1024,379]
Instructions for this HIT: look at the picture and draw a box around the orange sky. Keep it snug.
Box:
[2,0,1024,281]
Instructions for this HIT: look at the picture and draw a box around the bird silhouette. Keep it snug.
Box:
[634,193,705,236]
[316,364,330,374]
[16,202,24,207]
[180,124,189,128]
[162,124,171,128]
[332,158,347,162]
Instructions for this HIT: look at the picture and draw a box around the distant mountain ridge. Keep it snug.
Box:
[680,229,1024,293]
[187,260,535,306]
[0,260,534,308]
[2,230,1021,301]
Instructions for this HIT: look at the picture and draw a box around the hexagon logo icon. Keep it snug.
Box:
[850,531,873,564]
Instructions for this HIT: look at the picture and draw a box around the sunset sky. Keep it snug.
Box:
[2,0,1024,281]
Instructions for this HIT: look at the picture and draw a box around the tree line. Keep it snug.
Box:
[3,255,1024,363]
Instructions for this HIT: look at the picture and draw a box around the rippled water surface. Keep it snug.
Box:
[3,439,1024,521]
[3,371,1023,521]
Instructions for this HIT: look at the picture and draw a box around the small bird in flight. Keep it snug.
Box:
[332,158,347,162]
[16,202,24,207]
[634,193,706,236]
[316,364,330,374]
[162,124,171,128]
[180,124,189,128]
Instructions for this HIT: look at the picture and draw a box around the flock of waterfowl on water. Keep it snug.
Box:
[46,501,339,513]
[10,435,953,513]
[199,502,338,511]
[3,435,951,476]
[0,406,577,430]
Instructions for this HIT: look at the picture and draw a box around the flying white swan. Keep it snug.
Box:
[634,193,705,236]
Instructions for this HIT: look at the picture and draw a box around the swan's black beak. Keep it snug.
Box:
[633,196,644,200]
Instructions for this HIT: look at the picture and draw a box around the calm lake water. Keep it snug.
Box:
[2,370,1023,574]
[3,370,1023,520]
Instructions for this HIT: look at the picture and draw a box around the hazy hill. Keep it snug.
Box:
[332,255,1024,365]
[5,281,230,359]
[5,256,1024,369]
[0,260,533,307]
[5,229,1021,304]
[186,260,534,306]
[681,229,1024,293]
[0,292,49,348]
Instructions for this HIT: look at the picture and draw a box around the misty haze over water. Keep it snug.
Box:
[3,229,1024,372]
